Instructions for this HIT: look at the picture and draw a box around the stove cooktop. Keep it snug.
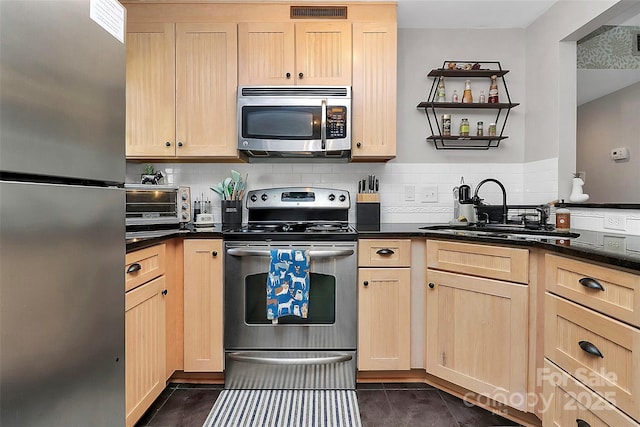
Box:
[226,187,356,241]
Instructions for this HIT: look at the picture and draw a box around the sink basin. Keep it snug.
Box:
[419,224,580,240]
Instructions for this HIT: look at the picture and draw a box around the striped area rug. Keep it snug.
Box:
[202,389,362,427]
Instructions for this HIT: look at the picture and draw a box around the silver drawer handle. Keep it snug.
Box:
[227,248,354,258]
[227,352,352,366]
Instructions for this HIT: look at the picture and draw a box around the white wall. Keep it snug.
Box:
[127,159,558,224]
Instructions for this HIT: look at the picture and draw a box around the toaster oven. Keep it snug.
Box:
[125,184,191,227]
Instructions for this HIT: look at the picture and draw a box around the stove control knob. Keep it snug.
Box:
[328,194,335,201]
[339,194,346,202]
[261,193,268,201]
[250,194,258,202]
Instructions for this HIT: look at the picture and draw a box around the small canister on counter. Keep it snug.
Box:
[555,207,570,231]
[441,114,451,136]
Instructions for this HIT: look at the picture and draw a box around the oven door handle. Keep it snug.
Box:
[226,248,354,258]
[227,352,352,366]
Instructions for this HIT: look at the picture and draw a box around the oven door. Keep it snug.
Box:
[224,241,357,389]
[224,241,357,350]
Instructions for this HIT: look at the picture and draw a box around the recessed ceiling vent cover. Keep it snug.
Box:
[633,31,640,56]
[290,6,347,19]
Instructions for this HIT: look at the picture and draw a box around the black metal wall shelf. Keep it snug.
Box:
[418,61,519,150]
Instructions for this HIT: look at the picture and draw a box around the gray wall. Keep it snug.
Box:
[395,28,525,164]
[577,81,640,202]
[523,0,629,199]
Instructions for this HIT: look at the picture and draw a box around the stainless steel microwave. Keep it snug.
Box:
[237,86,351,160]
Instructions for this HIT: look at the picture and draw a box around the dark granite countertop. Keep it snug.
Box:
[358,223,640,272]
[126,224,224,252]
[126,222,640,272]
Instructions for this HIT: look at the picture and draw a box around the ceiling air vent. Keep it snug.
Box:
[290,6,347,19]
[633,31,640,56]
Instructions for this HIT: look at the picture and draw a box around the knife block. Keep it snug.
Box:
[356,194,380,231]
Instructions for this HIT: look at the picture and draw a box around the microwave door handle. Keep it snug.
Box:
[321,99,327,150]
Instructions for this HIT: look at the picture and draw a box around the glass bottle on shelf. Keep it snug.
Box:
[451,90,459,103]
[488,75,499,103]
[436,76,446,102]
[459,118,470,137]
[462,80,473,103]
[476,121,484,136]
[479,90,486,103]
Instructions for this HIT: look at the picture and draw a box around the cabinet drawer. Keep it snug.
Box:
[125,244,166,292]
[545,293,640,421]
[426,240,529,284]
[546,253,640,328]
[358,239,411,267]
[542,359,638,427]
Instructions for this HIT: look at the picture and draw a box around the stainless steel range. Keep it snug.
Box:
[223,187,357,390]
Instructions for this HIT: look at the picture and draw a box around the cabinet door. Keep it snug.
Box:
[125,276,166,427]
[126,23,176,158]
[295,22,352,85]
[351,22,397,160]
[183,239,223,372]
[358,268,411,370]
[542,359,639,427]
[237,22,295,85]
[175,23,238,158]
[425,269,528,410]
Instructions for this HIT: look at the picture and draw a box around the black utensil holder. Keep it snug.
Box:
[357,202,380,231]
[221,200,242,229]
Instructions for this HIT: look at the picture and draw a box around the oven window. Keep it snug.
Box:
[242,107,321,140]
[245,272,335,324]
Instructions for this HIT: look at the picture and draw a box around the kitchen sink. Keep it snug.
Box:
[419,224,580,240]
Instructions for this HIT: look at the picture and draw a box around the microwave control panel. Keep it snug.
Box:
[327,106,347,139]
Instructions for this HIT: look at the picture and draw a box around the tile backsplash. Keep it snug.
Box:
[127,158,558,225]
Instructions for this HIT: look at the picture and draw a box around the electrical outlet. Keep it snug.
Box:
[575,171,586,182]
[603,235,626,254]
[404,185,415,202]
[418,185,438,203]
[604,213,626,231]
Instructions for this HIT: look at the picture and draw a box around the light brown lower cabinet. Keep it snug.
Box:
[425,269,528,411]
[357,239,411,371]
[358,267,411,370]
[545,292,640,422]
[183,239,223,372]
[125,275,167,427]
[542,359,638,426]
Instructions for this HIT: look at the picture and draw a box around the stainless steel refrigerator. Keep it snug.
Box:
[1,0,126,426]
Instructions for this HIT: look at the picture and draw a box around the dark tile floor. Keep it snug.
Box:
[135,382,522,427]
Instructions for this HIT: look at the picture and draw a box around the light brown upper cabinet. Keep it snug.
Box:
[351,22,397,161]
[238,22,352,86]
[126,22,238,159]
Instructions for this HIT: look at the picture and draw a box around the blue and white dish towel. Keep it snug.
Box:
[267,249,309,321]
